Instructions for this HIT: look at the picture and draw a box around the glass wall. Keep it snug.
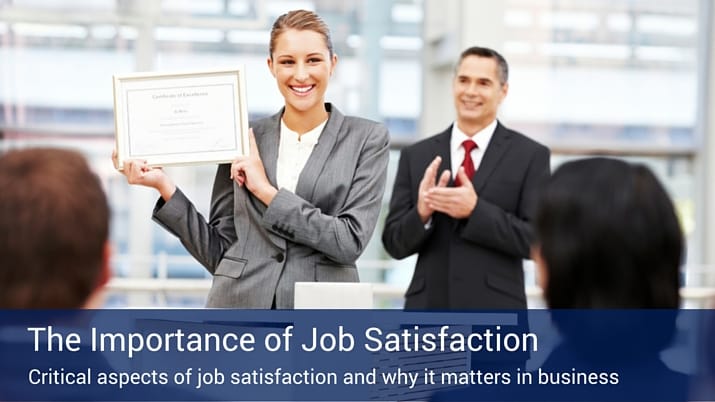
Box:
[0,0,424,306]
[498,0,703,286]
[0,0,711,306]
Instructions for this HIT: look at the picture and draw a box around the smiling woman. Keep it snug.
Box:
[114,9,391,309]
[267,11,337,133]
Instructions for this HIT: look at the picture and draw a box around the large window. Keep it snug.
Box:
[0,0,424,306]
[1,0,711,306]
[498,0,702,284]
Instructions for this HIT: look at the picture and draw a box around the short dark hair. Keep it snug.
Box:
[534,157,682,308]
[457,46,509,85]
[0,148,110,308]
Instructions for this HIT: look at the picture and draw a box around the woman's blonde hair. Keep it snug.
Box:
[269,9,334,58]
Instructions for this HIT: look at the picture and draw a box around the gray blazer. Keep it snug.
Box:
[152,104,390,308]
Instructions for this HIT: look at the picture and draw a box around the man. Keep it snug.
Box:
[0,148,112,399]
[0,148,201,401]
[382,46,550,309]
[0,147,111,308]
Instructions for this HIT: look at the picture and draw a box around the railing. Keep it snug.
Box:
[105,277,715,309]
[106,253,715,308]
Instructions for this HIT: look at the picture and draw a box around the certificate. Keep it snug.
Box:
[113,68,248,169]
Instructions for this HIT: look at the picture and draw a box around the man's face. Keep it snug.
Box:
[452,55,508,132]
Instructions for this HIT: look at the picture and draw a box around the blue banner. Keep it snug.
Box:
[0,309,713,401]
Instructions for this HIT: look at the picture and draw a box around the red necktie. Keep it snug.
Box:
[454,139,477,187]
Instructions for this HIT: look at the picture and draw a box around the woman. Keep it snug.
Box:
[114,10,390,308]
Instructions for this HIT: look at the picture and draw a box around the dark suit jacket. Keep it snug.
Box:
[382,122,550,309]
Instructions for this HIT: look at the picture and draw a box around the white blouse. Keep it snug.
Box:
[276,118,327,193]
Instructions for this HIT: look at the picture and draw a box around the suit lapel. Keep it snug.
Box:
[433,127,457,230]
[433,127,452,180]
[473,122,511,192]
[250,110,285,249]
[294,103,344,200]
[256,110,282,187]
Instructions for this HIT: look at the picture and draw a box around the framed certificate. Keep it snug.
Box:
[113,68,249,169]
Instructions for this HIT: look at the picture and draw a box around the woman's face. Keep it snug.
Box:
[268,29,337,115]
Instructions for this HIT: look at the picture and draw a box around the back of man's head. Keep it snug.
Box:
[0,148,110,308]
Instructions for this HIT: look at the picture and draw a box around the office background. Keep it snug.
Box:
[1,0,713,307]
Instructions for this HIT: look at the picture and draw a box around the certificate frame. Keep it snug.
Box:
[113,68,249,169]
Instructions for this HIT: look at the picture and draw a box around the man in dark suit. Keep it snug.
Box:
[382,46,550,309]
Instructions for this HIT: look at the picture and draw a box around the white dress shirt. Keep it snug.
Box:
[424,119,499,229]
[276,119,327,193]
[449,119,497,180]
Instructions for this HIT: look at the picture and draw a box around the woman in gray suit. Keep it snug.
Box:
[114,10,390,308]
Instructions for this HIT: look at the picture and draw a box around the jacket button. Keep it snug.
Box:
[275,253,285,263]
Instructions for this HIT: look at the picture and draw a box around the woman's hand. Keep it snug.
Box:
[112,148,176,201]
[230,128,277,205]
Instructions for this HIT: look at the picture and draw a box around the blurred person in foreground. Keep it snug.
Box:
[0,147,111,400]
[0,147,110,308]
[533,157,682,310]
[0,147,199,400]
[432,157,689,401]
[531,157,688,400]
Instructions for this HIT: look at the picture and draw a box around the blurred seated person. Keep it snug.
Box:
[533,157,682,309]
[0,148,111,399]
[531,157,688,401]
[0,148,196,400]
[0,147,110,308]
[432,157,688,401]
